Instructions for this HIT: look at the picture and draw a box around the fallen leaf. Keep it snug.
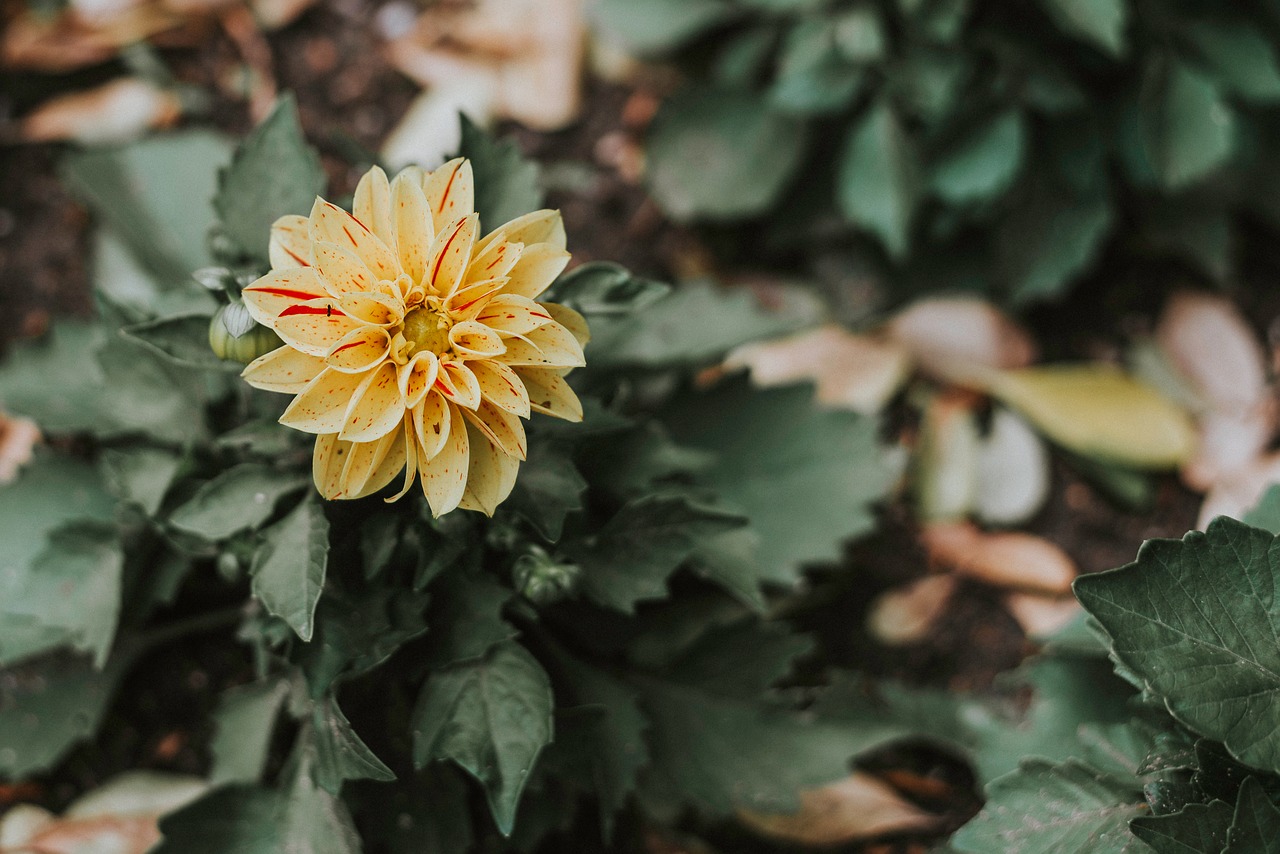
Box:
[380,83,496,171]
[1005,593,1082,640]
[974,407,1050,526]
[725,325,910,415]
[1157,290,1267,415]
[19,78,181,144]
[986,364,1197,469]
[0,414,40,484]
[866,575,958,646]
[739,772,940,845]
[921,521,1076,595]
[1197,452,1280,529]
[1181,401,1276,492]
[2,5,194,71]
[914,392,980,522]
[886,296,1037,384]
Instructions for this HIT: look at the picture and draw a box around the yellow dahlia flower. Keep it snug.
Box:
[239,159,587,516]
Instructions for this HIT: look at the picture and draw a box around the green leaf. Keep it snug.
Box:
[1244,485,1280,534]
[592,0,739,54]
[1226,777,1280,852]
[169,463,307,540]
[100,446,182,516]
[544,262,670,317]
[122,312,238,371]
[647,88,808,220]
[311,696,396,794]
[0,650,130,778]
[299,586,428,698]
[353,767,475,854]
[62,130,232,282]
[1141,60,1237,190]
[1076,518,1280,776]
[423,574,518,667]
[412,641,554,835]
[250,496,330,642]
[503,438,587,541]
[1037,0,1127,57]
[666,379,898,586]
[1131,800,1234,853]
[566,495,746,613]
[838,101,919,258]
[209,678,290,785]
[951,759,1144,852]
[770,19,864,115]
[457,116,542,228]
[1187,23,1280,103]
[998,185,1112,304]
[213,94,325,262]
[932,111,1027,203]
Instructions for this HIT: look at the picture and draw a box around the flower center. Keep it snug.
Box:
[402,306,452,356]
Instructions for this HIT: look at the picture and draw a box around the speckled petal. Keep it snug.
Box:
[477,209,565,257]
[241,345,328,393]
[419,402,470,517]
[501,243,570,300]
[544,302,590,347]
[312,433,348,499]
[449,320,506,359]
[447,277,508,318]
[435,361,482,410]
[338,426,396,497]
[496,323,586,369]
[269,214,312,269]
[391,172,434,285]
[516,367,583,422]
[241,268,328,328]
[469,360,530,418]
[414,390,451,460]
[385,420,420,502]
[274,298,362,357]
[462,399,527,460]
[475,295,555,337]
[458,421,519,516]
[398,350,439,409]
[467,238,523,284]
[309,198,400,280]
[326,326,390,373]
[426,213,479,298]
[422,158,474,230]
[280,367,371,433]
[340,361,404,443]
[337,292,403,327]
[314,241,378,297]
[353,165,395,250]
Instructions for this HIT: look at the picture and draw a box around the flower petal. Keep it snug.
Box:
[449,320,506,359]
[461,398,527,460]
[517,367,583,422]
[313,433,348,499]
[337,292,404,327]
[269,214,312,269]
[467,238,523,283]
[314,241,378,297]
[435,361,482,410]
[398,350,439,409]
[326,326,391,373]
[422,158,474,231]
[242,268,328,327]
[458,421,519,516]
[477,209,565,257]
[353,165,395,250]
[391,171,434,285]
[274,298,362,357]
[340,361,404,443]
[281,367,371,433]
[426,213,479,298]
[309,198,400,280]
[341,421,405,498]
[501,243,570,299]
[414,390,451,460]
[419,402,470,517]
[544,302,590,347]
[470,360,530,418]
[475,294,555,336]
[241,345,328,393]
[385,420,420,502]
[496,322,586,369]
[447,277,508,318]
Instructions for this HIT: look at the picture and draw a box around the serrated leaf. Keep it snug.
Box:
[647,88,808,220]
[1075,517,1280,776]
[932,111,1027,203]
[543,262,670,317]
[1244,485,1280,534]
[503,438,587,541]
[99,446,182,516]
[665,378,898,586]
[1141,60,1237,190]
[422,574,517,667]
[1037,0,1127,56]
[837,101,919,258]
[169,463,307,540]
[213,94,325,262]
[250,496,329,642]
[1226,776,1280,852]
[592,0,739,55]
[311,696,395,794]
[412,641,554,835]
[298,586,429,699]
[566,495,746,612]
[457,116,542,228]
[209,678,289,786]
[1131,800,1233,853]
[122,312,237,371]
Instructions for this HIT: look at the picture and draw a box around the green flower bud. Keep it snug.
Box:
[209,302,282,364]
[512,547,580,606]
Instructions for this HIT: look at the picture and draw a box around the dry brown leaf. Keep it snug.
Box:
[1197,452,1280,529]
[739,773,940,846]
[18,77,181,144]
[0,414,40,484]
[2,4,196,71]
[1181,401,1276,492]
[1157,291,1268,415]
[725,325,910,415]
[1005,593,1082,639]
[914,392,979,522]
[886,296,1037,384]
[921,521,1076,595]
[866,575,958,646]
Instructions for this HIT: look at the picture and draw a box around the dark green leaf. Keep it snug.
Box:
[837,101,919,258]
[1226,777,1280,852]
[209,678,290,785]
[458,117,542,228]
[503,438,586,541]
[213,94,325,262]
[1131,800,1234,853]
[1187,23,1280,103]
[311,696,396,794]
[592,0,739,55]
[1243,485,1280,533]
[99,446,182,516]
[412,641,554,835]
[423,574,517,667]
[770,20,864,115]
[1037,0,1127,57]
[299,586,429,698]
[544,262,670,317]
[250,496,330,642]
[1141,60,1237,190]
[998,182,1111,304]
[122,312,238,371]
[169,463,306,540]
[932,111,1027,203]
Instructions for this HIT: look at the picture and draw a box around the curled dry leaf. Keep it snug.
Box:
[866,574,958,646]
[986,365,1197,469]
[1005,592,1082,640]
[921,521,1076,596]
[2,3,202,72]
[19,78,181,144]
[914,392,980,522]
[0,414,40,484]
[1157,291,1268,415]
[1197,452,1280,530]
[0,772,206,854]
[974,407,1050,526]
[381,84,496,170]
[725,325,910,416]
[739,772,939,846]
[385,0,585,132]
[1181,401,1276,492]
[886,296,1037,384]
